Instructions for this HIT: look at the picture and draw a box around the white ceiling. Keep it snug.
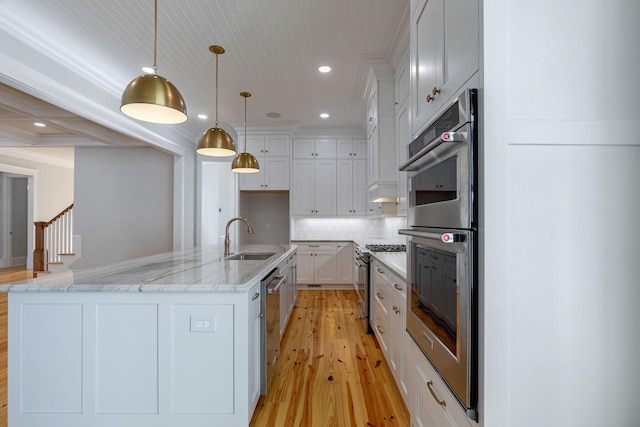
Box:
[0,0,409,156]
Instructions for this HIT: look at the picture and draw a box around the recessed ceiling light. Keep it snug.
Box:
[266,112,281,118]
[141,66,155,74]
[320,113,330,118]
[34,122,46,127]
[318,65,331,73]
[197,114,208,119]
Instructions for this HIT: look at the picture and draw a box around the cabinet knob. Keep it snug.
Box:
[369,117,373,122]
[252,292,260,301]
[377,268,384,274]
[426,94,434,103]
[432,86,441,96]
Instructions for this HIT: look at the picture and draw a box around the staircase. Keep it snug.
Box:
[33,204,79,277]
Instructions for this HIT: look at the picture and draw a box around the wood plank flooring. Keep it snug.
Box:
[250,290,409,427]
[0,266,30,427]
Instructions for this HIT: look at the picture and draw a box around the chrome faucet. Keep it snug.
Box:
[224,216,254,256]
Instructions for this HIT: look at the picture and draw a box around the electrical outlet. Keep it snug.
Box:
[190,316,216,332]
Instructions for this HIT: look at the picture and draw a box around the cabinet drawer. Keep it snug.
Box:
[373,281,390,315]
[415,345,474,427]
[372,303,390,353]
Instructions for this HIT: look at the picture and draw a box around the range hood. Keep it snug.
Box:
[367,182,398,203]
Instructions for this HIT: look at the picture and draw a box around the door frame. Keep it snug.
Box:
[0,164,37,269]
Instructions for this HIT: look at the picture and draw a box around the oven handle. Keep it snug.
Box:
[354,257,367,267]
[399,129,468,172]
[399,228,466,243]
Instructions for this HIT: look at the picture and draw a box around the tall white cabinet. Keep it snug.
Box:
[238,134,290,191]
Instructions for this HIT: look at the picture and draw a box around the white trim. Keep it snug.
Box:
[0,148,73,169]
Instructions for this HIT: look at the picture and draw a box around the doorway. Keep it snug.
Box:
[0,166,36,270]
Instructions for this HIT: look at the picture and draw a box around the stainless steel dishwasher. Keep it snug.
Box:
[261,268,286,394]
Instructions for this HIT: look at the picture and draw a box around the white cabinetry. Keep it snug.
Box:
[410,0,479,135]
[239,134,290,191]
[371,259,406,386]
[337,159,367,216]
[293,242,352,286]
[247,282,262,412]
[337,138,366,159]
[396,46,410,216]
[407,335,474,427]
[292,138,337,158]
[291,159,337,216]
[364,64,397,203]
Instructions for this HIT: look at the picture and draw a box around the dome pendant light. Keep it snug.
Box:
[120,0,187,124]
[196,46,236,157]
[231,92,260,173]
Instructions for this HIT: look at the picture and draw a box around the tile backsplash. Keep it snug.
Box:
[291,216,407,244]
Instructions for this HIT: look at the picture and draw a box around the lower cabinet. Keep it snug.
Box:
[293,241,352,286]
[248,283,263,413]
[371,259,406,385]
[406,332,475,427]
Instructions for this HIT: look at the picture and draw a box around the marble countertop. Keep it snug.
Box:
[370,252,407,280]
[1,244,296,293]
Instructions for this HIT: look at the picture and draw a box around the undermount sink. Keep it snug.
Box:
[226,252,276,261]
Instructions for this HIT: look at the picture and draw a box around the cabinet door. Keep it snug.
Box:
[313,160,337,216]
[244,135,266,155]
[352,160,367,216]
[396,97,410,215]
[412,0,443,134]
[335,243,353,284]
[352,138,367,160]
[238,161,265,190]
[314,251,338,284]
[291,160,315,215]
[314,138,337,158]
[263,157,290,190]
[367,125,379,185]
[336,160,354,216]
[292,139,315,159]
[296,251,314,284]
[264,135,290,156]
[337,139,354,159]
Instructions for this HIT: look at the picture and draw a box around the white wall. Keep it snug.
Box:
[482,1,640,426]
[197,161,237,246]
[73,147,173,269]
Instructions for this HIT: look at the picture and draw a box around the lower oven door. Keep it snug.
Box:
[400,227,477,418]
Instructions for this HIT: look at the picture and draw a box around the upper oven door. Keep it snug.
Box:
[404,122,475,230]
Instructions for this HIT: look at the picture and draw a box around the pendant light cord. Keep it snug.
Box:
[243,95,247,153]
[153,0,158,73]
[215,53,219,126]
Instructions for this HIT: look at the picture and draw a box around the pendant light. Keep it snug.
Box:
[196,46,236,157]
[120,0,187,124]
[231,92,260,173]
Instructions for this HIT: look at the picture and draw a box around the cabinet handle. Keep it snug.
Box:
[377,268,384,274]
[432,86,441,96]
[427,381,446,407]
[376,325,384,334]
[377,292,383,300]
[426,94,434,103]
[309,245,319,247]
[394,284,403,292]
[393,305,400,314]
[369,117,373,122]
[252,292,260,301]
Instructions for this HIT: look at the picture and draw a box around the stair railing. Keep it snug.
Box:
[33,203,74,273]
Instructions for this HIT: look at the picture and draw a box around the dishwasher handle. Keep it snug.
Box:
[267,275,286,294]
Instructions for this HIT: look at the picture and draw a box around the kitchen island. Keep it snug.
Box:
[1,244,296,427]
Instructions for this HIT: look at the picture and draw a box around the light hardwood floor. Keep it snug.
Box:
[0,266,31,427]
[0,271,408,427]
[250,290,409,427]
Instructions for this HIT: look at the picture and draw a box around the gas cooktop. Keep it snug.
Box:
[365,244,406,253]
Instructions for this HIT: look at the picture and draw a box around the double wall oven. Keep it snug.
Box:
[400,88,478,420]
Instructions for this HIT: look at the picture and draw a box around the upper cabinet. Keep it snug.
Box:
[292,138,337,159]
[238,135,291,191]
[396,44,411,216]
[410,0,479,135]
[363,63,397,204]
[337,138,366,160]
